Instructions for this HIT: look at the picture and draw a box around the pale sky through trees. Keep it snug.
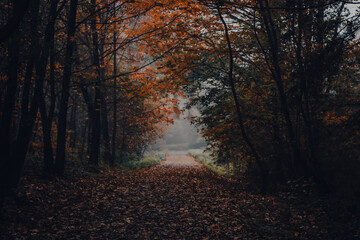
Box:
[155,98,206,151]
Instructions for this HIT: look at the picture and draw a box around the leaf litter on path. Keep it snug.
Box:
[1,152,359,239]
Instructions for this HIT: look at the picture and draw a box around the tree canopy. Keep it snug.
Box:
[0,0,359,197]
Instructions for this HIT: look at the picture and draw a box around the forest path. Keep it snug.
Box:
[2,153,358,239]
[161,150,202,167]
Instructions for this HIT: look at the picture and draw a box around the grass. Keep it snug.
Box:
[189,150,235,177]
[119,151,165,171]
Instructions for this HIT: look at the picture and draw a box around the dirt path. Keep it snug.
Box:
[1,152,359,239]
[161,151,202,167]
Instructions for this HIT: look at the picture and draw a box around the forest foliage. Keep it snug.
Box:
[0,0,360,198]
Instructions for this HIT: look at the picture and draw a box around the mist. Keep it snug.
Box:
[154,99,206,152]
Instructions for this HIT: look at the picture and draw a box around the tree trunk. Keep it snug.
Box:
[100,92,112,165]
[79,81,97,166]
[0,0,30,43]
[294,0,328,191]
[99,35,112,165]
[0,29,21,194]
[69,99,78,148]
[272,98,285,183]
[55,0,79,176]
[258,0,308,175]
[111,2,117,167]
[39,0,60,176]
[0,0,40,195]
[112,48,117,166]
[217,4,268,191]
[88,0,102,167]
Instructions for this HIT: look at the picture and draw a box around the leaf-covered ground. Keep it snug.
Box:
[1,152,359,239]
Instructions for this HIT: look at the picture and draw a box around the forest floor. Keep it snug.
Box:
[1,151,359,239]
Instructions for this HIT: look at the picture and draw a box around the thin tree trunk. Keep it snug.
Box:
[78,80,96,163]
[55,0,79,175]
[88,0,101,167]
[112,35,117,166]
[39,0,60,176]
[217,5,267,191]
[111,1,118,167]
[294,0,328,191]
[99,31,112,165]
[258,0,308,175]
[100,92,112,164]
[120,115,127,162]
[69,99,78,148]
[272,98,285,182]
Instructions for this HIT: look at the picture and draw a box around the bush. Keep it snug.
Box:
[190,151,236,176]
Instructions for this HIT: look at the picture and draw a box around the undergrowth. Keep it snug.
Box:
[189,151,235,177]
[119,151,165,171]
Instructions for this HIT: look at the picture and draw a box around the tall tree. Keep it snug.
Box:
[55,0,79,175]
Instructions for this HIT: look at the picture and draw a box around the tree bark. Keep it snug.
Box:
[88,0,102,167]
[99,32,112,165]
[111,1,118,167]
[112,23,117,167]
[55,0,79,175]
[0,0,40,194]
[39,0,60,176]
[0,28,21,194]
